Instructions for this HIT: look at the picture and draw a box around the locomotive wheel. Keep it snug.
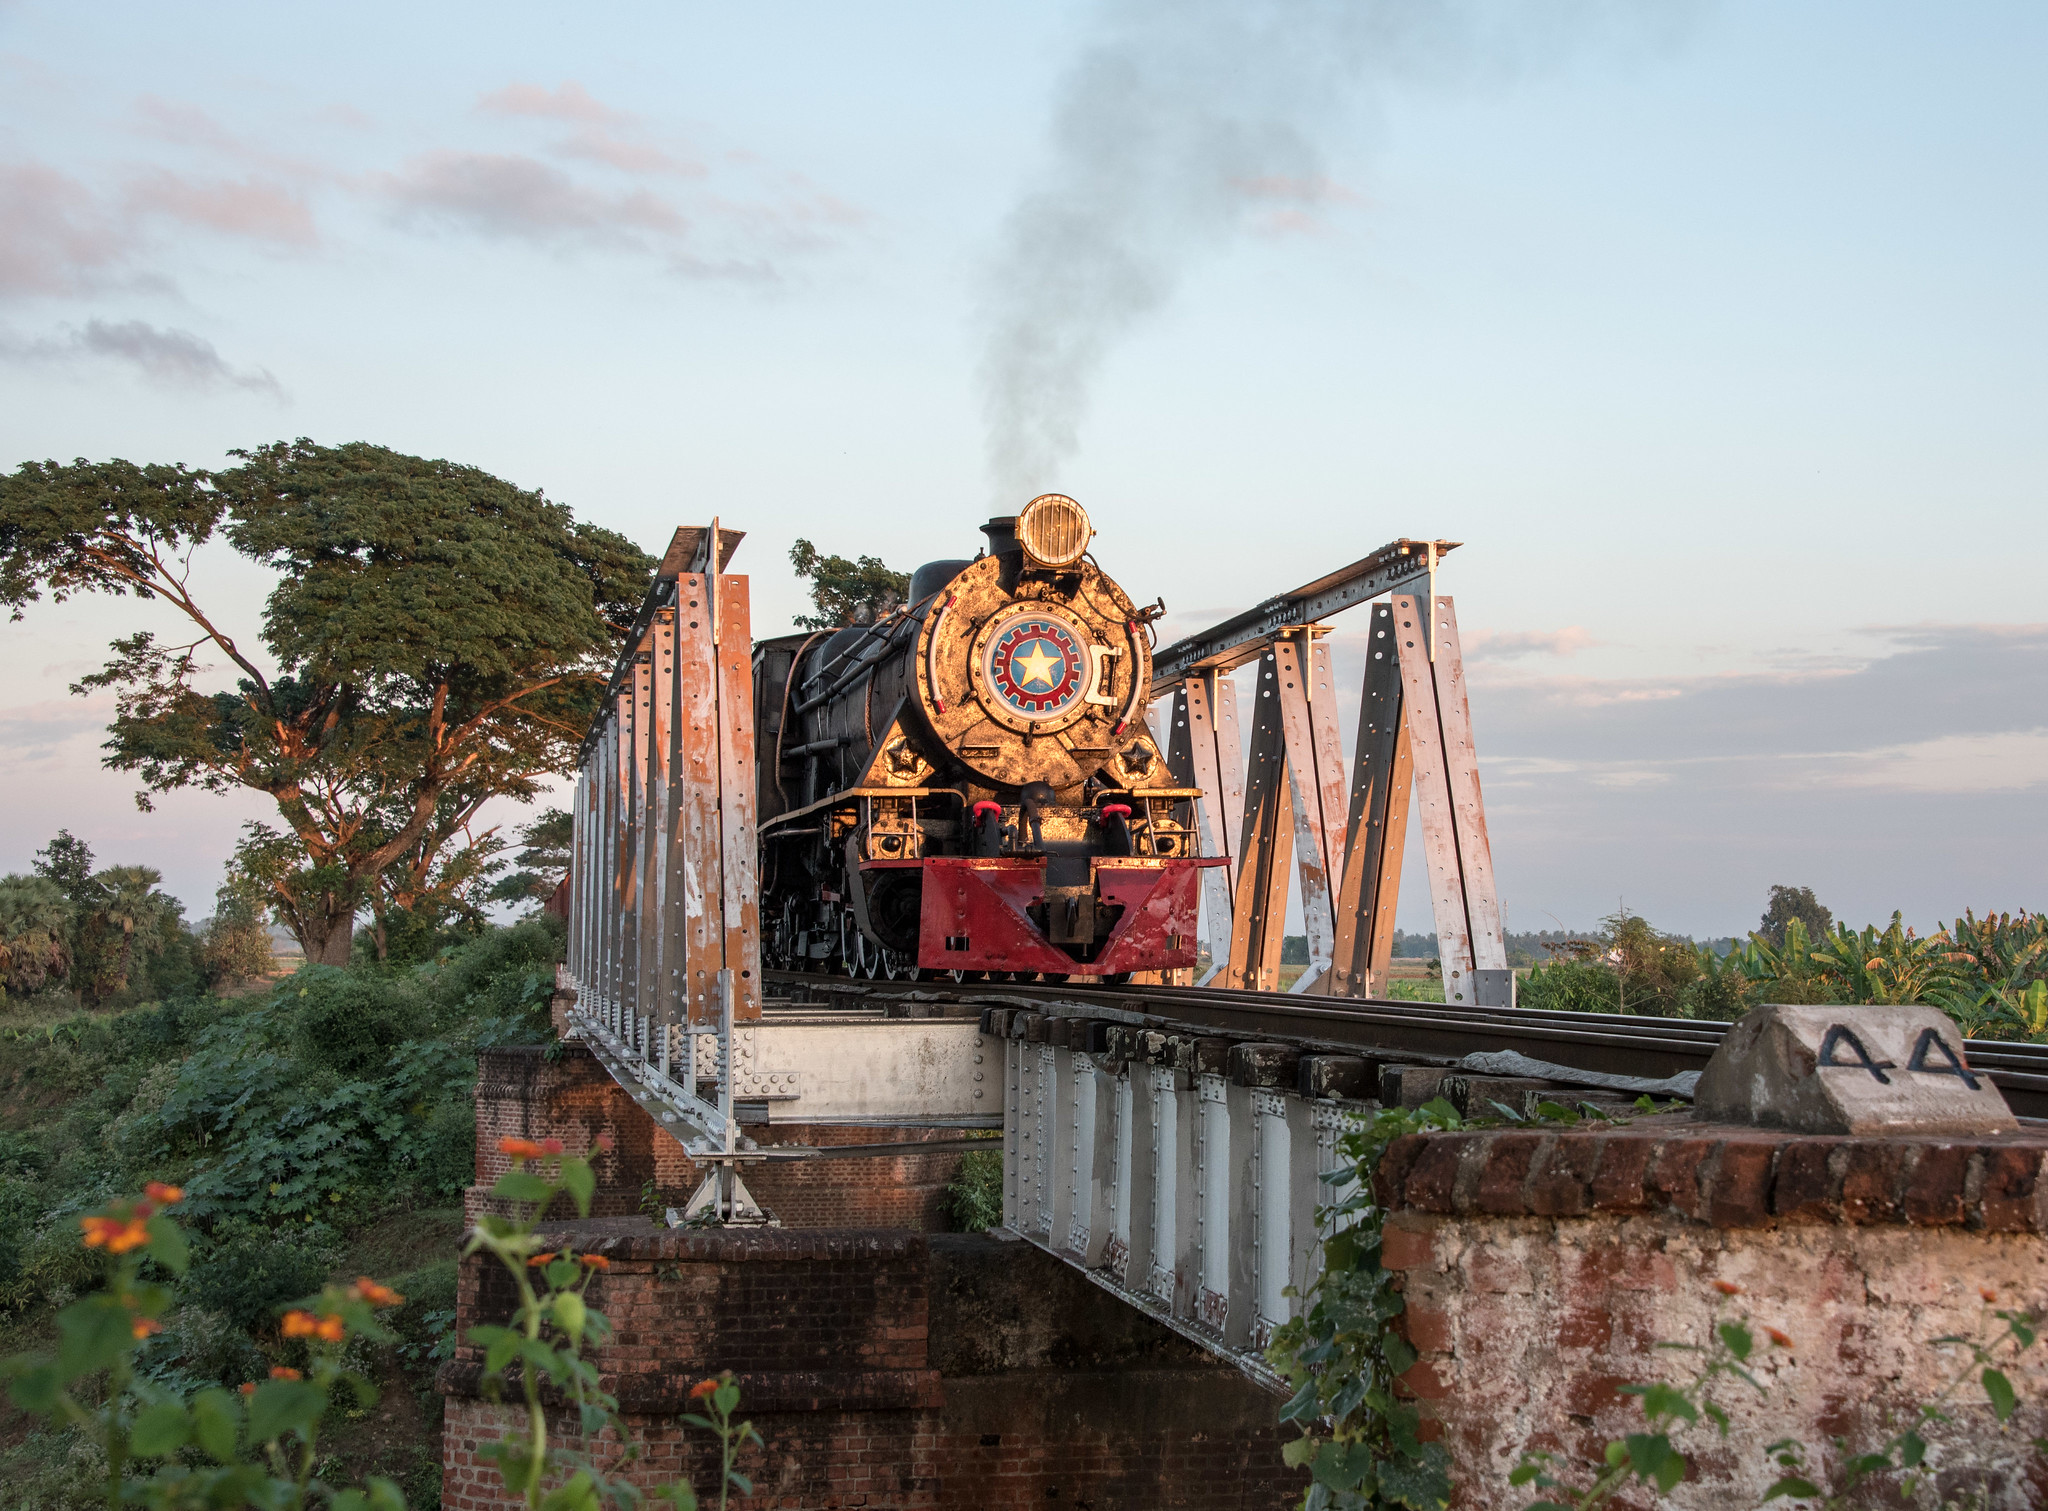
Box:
[850,925,880,979]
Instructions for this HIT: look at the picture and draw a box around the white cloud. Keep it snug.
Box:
[1829,729,2048,795]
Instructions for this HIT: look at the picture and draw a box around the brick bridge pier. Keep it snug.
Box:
[437,1033,1305,1510]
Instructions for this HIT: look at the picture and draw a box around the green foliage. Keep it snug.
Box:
[199,871,276,989]
[0,873,74,997]
[3,832,193,1008]
[1516,959,1621,1015]
[176,1229,335,1335]
[0,918,561,1326]
[488,807,575,909]
[468,1143,761,1508]
[1519,910,1700,1018]
[1511,1298,1769,1509]
[944,1148,1004,1232]
[2,441,655,964]
[1759,884,1832,948]
[1520,891,2048,1042]
[788,538,908,629]
[386,1259,459,1376]
[1267,1099,1461,1510]
[2,1183,411,1510]
[1511,1292,2041,1509]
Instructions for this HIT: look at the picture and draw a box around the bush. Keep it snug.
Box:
[178,1227,335,1333]
[1519,959,1622,1014]
[150,1302,268,1388]
[288,967,420,1078]
[944,1149,1004,1232]
[387,1257,459,1378]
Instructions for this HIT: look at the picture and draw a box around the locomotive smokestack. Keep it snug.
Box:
[981,515,1022,560]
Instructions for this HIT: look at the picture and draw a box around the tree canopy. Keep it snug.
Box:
[1,440,654,964]
[1759,884,1832,948]
[487,807,574,909]
[788,538,908,629]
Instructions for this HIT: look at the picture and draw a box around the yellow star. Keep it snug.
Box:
[1011,639,1061,690]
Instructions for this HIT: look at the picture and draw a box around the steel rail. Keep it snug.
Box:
[763,969,2048,1117]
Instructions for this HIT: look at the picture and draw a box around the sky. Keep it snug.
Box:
[1,0,2043,940]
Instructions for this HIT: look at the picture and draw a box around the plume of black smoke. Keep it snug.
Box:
[976,0,1686,499]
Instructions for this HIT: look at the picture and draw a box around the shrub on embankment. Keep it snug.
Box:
[1520,907,2048,1040]
[0,917,563,1502]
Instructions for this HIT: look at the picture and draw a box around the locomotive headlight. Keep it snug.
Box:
[1016,493,1093,569]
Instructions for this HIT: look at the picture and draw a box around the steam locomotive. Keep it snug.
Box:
[754,494,1215,981]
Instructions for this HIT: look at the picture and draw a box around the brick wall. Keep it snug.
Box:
[469,1045,969,1230]
[439,1226,1302,1510]
[1375,1117,2048,1508]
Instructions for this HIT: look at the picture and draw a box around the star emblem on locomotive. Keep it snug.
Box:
[1010,639,1062,689]
[984,611,1089,720]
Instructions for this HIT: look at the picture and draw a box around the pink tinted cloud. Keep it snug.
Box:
[378,150,687,243]
[556,127,707,179]
[478,81,627,126]
[0,163,136,296]
[123,171,317,247]
[134,94,245,154]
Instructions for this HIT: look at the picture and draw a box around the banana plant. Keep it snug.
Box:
[1812,913,1961,1007]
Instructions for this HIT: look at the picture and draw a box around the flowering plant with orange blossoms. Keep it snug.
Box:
[464,1136,751,1509]
[1,1181,409,1510]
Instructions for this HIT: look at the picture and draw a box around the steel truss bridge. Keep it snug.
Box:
[556,520,2048,1376]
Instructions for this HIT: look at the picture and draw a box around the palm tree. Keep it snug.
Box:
[93,865,180,992]
[0,874,74,997]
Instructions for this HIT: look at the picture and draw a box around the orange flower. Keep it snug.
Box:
[1712,1280,1743,1296]
[528,1251,560,1268]
[579,1254,610,1271]
[143,1182,184,1205]
[281,1310,320,1338]
[131,1317,163,1340]
[1981,1287,1999,1304]
[269,1366,302,1381]
[689,1378,720,1400]
[540,1137,565,1156]
[499,1137,547,1160]
[350,1277,404,1307]
[80,1215,151,1254]
[239,1382,257,1396]
[1766,1328,1794,1348]
[315,1314,346,1343]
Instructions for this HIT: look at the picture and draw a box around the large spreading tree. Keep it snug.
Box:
[0,440,653,964]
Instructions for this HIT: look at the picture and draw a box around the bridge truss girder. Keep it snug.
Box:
[1159,550,1511,1007]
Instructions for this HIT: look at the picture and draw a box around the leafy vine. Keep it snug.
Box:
[1267,1098,1463,1511]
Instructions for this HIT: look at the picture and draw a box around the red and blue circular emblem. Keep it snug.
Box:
[984,611,1089,721]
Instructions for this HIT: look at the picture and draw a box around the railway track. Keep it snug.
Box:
[764,969,2048,1118]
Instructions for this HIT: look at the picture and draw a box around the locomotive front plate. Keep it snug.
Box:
[979,606,1093,724]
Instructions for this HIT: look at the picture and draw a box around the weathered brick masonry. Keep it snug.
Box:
[1376,1114,2048,1509]
[470,1046,968,1230]
[438,1223,1303,1509]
